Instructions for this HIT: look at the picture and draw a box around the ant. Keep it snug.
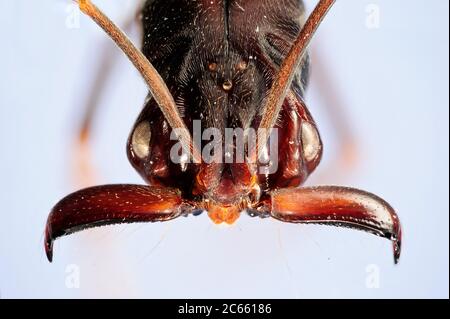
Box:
[45,0,402,263]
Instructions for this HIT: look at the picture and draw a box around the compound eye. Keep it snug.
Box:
[237,60,248,71]
[301,121,321,162]
[208,62,218,72]
[131,121,151,159]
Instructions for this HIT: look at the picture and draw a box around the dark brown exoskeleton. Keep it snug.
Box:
[45,0,402,263]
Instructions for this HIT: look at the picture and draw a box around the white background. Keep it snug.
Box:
[0,0,448,298]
